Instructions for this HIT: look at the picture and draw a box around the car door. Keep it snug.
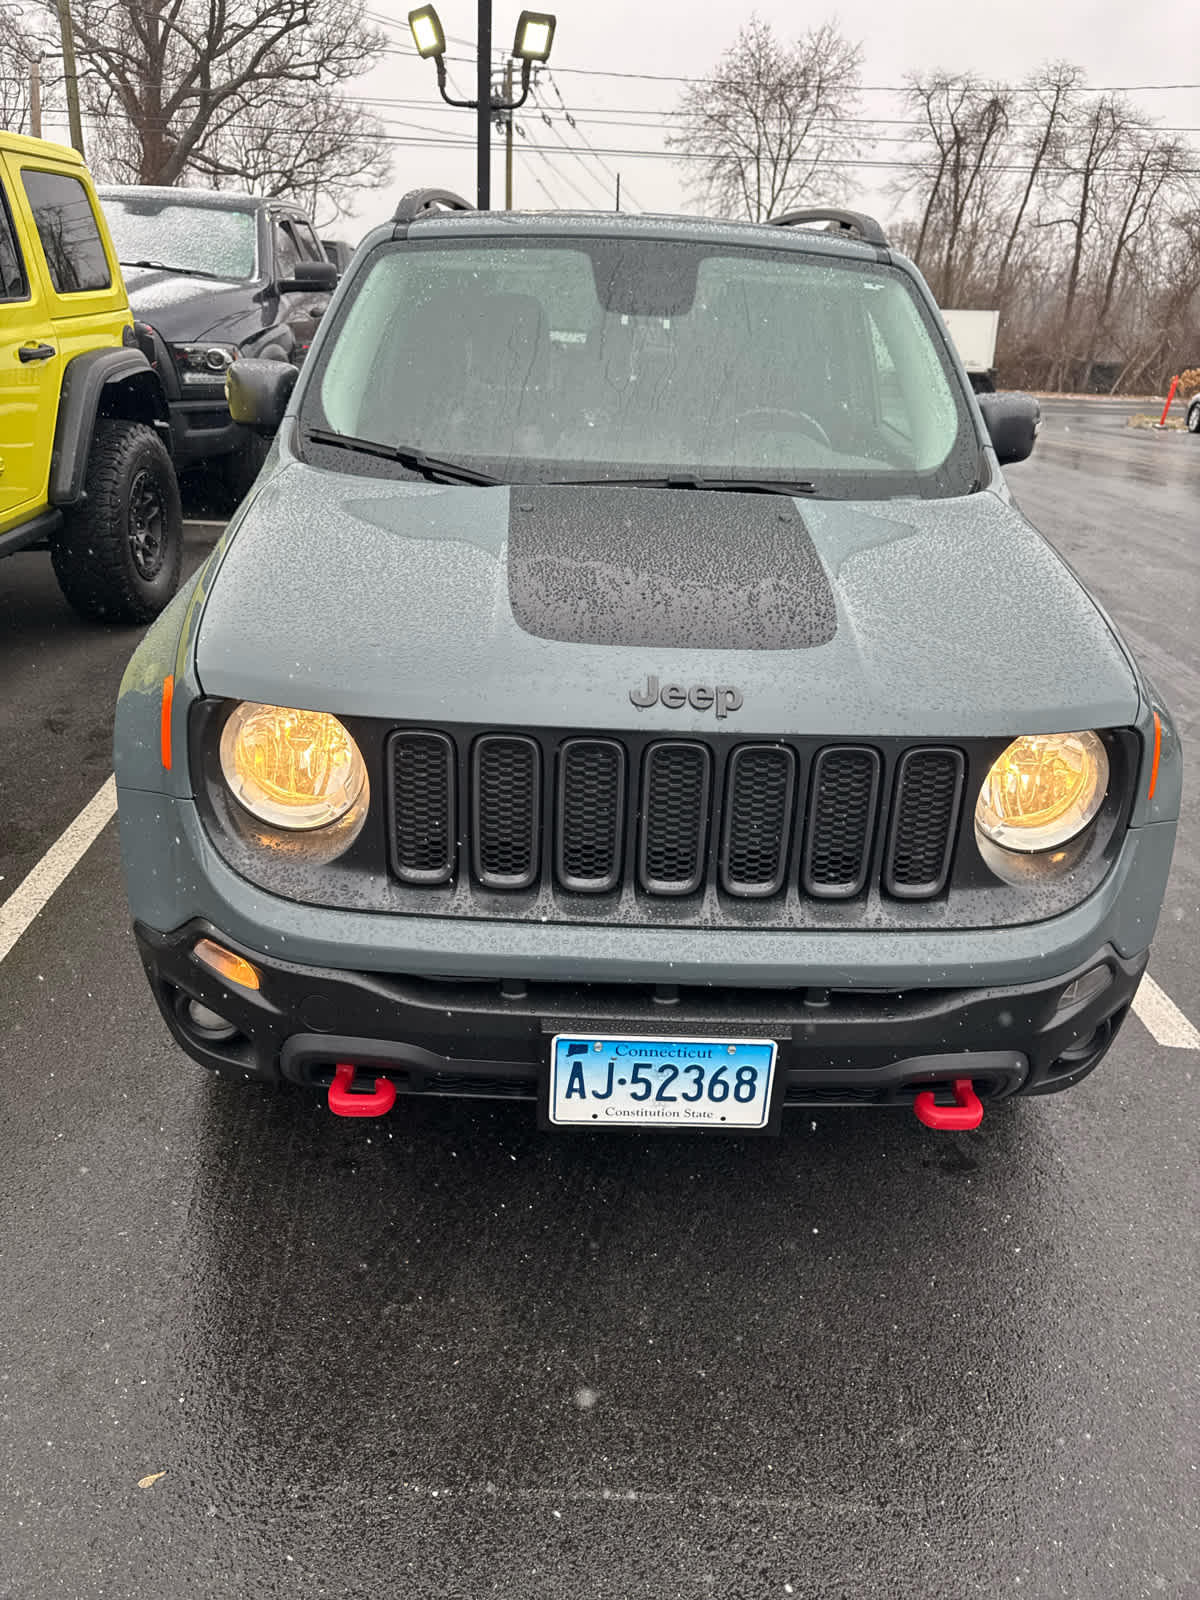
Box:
[0,159,62,528]
[274,215,329,364]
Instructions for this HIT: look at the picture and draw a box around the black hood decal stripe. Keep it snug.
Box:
[507,485,837,650]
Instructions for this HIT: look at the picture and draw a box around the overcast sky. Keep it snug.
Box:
[342,0,1200,236]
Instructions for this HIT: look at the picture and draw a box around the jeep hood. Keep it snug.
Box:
[194,461,1138,739]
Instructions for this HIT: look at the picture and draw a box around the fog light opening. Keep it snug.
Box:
[1053,1017,1114,1069]
[184,997,239,1042]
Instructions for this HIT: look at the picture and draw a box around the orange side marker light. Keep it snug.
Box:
[1148,711,1162,801]
[193,938,261,991]
[160,675,174,770]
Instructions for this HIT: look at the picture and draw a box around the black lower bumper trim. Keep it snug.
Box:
[134,920,1149,1109]
[279,1033,1029,1108]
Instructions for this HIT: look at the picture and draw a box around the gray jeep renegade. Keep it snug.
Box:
[113,191,1180,1133]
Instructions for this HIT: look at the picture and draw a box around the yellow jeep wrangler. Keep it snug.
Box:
[0,132,181,622]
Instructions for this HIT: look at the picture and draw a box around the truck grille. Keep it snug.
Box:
[385,727,967,916]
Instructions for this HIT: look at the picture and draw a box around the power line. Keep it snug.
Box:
[513,66,1200,93]
[171,119,1200,177]
[520,121,609,208]
[527,82,616,209]
[541,68,647,212]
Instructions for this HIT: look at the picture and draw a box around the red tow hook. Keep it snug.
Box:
[913,1077,983,1131]
[328,1062,397,1118]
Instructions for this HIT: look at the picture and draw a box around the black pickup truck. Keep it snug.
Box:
[98,186,337,502]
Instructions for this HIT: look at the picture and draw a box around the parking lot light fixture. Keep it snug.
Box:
[407,4,558,208]
[408,5,446,58]
[513,10,555,62]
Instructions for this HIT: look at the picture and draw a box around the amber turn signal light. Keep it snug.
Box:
[193,938,261,991]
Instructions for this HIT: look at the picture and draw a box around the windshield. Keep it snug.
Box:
[102,197,257,280]
[304,236,977,499]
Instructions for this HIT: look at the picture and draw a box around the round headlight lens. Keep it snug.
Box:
[219,702,367,830]
[976,731,1108,852]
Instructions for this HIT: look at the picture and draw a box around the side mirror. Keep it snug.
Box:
[276,258,338,294]
[978,391,1040,465]
[226,359,299,436]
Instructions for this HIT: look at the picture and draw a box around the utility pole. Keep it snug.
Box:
[29,58,42,139]
[54,0,85,157]
[476,0,491,209]
[503,60,514,208]
[615,172,621,212]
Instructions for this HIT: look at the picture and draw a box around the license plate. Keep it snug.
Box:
[548,1034,777,1130]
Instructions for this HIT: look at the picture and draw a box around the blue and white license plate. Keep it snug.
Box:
[548,1035,778,1130]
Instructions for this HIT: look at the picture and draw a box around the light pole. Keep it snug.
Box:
[408,6,557,209]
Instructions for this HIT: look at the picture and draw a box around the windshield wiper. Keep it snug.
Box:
[119,259,226,279]
[305,427,502,486]
[552,474,818,496]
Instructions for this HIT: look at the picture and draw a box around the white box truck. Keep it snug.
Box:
[941,309,999,393]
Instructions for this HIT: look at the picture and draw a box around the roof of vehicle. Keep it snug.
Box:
[0,130,87,166]
[391,207,893,266]
[96,184,300,214]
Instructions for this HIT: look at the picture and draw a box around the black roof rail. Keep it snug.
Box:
[767,207,889,248]
[392,188,475,227]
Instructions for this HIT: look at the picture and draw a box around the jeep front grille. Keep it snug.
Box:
[385,727,968,918]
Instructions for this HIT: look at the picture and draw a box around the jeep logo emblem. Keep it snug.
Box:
[629,674,743,718]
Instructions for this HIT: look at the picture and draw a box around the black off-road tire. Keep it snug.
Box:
[51,420,183,623]
[1187,400,1200,434]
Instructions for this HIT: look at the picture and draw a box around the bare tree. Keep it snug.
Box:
[899,72,1013,304]
[1081,135,1193,384]
[667,16,862,222]
[993,61,1082,298]
[886,58,1199,391]
[187,83,389,224]
[50,0,388,211]
[0,2,42,132]
[1056,95,1132,338]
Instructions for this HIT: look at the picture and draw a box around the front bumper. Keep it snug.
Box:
[135,919,1147,1109]
[168,396,245,468]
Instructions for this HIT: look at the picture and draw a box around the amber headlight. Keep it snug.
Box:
[976,731,1108,852]
[219,702,367,830]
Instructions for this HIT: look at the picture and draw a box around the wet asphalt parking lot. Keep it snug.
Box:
[0,402,1197,1598]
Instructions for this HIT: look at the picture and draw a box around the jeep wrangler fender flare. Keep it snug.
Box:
[49,348,171,507]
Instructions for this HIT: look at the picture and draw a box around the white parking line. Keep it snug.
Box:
[0,776,117,964]
[1131,975,1200,1050]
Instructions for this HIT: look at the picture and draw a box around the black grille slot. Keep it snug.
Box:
[389,731,456,884]
[639,742,712,895]
[802,746,881,898]
[884,747,964,898]
[472,735,541,889]
[557,738,626,893]
[720,745,797,897]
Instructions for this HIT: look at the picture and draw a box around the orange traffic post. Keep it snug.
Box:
[1157,376,1180,427]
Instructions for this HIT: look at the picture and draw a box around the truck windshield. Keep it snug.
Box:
[304,236,978,499]
[101,197,257,281]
